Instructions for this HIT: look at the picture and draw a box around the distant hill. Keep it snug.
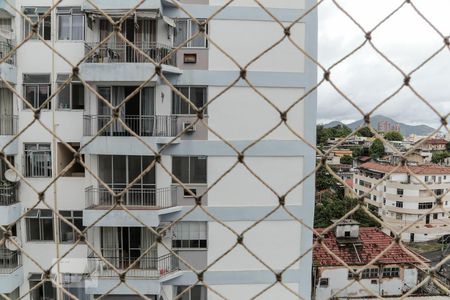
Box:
[323,115,435,137]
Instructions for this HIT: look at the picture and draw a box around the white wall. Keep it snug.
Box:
[209,0,305,9]
[208,283,300,300]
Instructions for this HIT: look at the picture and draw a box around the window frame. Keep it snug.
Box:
[172,86,208,115]
[176,285,207,300]
[59,210,84,243]
[23,7,51,40]
[172,156,207,184]
[172,221,207,250]
[24,143,52,178]
[29,273,56,300]
[57,8,85,41]
[319,278,329,287]
[361,268,379,279]
[25,209,54,241]
[57,80,85,110]
[23,74,52,109]
[174,19,208,48]
[382,267,400,278]
[418,202,433,210]
[395,201,403,208]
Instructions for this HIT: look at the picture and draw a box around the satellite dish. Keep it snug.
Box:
[5,236,21,251]
[4,169,20,183]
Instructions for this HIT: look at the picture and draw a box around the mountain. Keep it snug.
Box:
[323,115,435,137]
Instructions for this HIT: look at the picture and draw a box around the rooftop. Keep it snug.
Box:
[421,138,448,145]
[313,227,426,267]
[360,162,450,175]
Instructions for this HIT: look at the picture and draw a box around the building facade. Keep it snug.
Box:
[0,0,317,299]
[354,162,450,242]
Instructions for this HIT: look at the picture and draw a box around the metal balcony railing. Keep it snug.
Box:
[84,42,176,66]
[83,115,178,137]
[0,41,15,65]
[0,184,17,206]
[0,249,21,274]
[0,115,17,135]
[85,186,176,208]
[87,252,179,278]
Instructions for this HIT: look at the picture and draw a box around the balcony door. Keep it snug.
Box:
[97,86,155,136]
[0,88,13,135]
[101,227,157,270]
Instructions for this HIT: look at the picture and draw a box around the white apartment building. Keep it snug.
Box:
[354,162,450,242]
[0,0,317,299]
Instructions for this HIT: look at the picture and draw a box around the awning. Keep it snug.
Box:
[163,15,176,27]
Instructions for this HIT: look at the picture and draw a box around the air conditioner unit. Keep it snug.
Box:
[183,122,196,133]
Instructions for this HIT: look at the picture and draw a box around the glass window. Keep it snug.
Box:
[172,156,207,184]
[172,222,207,249]
[174,19,207,48]
[59,210,84,243]
[57,8,85,41]
[29,274,56,300]
[23,7,52,40]
[26,209,54,241]
[24,143,52,178]
[176,285,206,300]
[57,79,84,110]
[172,86,207,115]
[23,74,51,109]
[382,267,400,278]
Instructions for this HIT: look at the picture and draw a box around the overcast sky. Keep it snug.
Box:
[317,0,450,128]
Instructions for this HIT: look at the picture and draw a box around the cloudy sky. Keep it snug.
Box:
[317,0,450,128]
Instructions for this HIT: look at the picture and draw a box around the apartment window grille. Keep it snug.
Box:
[24,143,52,178]
[176,285,207,300]
[57,7,85,41]
[418,202,433,210]
[172,86,207,115]
[396,201,403,208]
[23,74,51,109]
[172,156,207,184]
[361,268,379,279]
[172,222,207,249]
[25,209,54,241]
[382,267,400,278]
[23,7,51,40]
[29,273,56,300]
[0,18,11,32]
[174,19,208,48]
[57,74,84,109]
[59,210,84,243]
[319,278,329,287]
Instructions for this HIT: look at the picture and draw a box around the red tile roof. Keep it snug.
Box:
[360,162,450,175]
[313,227,426,266]
[424,138,448,145]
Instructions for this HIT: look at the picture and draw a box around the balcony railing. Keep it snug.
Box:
[0,249,21,274]
[87,252,179,278]
[0,184,17,206]
[0,115,17,135]
[84,42,176,66]
[83,115,178,137]
[0,41,15,65]
[85,186,176,208]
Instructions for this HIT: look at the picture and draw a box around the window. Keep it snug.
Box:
[397,188,404,196]
[396,201,403,208]
[344,231,351,237]
[319,278,329,287]
[57,142,85,177]
[396,213,402,220]
[347,270,358,279]
[24,143,52,177]
[172,222,207,249]
[373,195,377,201]
[23,7,51,40]
[418,202,433,210]
[57,7,85,41]
[29,273,56,300]
[23,74,51,109]
[383,198,386,205]
[174,19,208,48]
[361,268,379,279]
[57,74,84,109]
[425,176,429,182]
[172,86,207,115]
[26,209,54,241]
[172,156,207,184]
[176,285,207,300]
[433,213,438,220]
[382,267,400,278]
[59,211,84,243]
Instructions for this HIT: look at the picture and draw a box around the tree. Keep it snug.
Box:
[384,131,403,141]
[369,139,385,158]
[340,155,353,165]
[432,151,449,164]
[316,125,330,146]
[315,165,340,193]
[357,126,374,138]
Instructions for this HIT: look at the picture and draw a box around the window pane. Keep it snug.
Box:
[72,84,84,109]
[173,157,189,183]
[191,87,207,113]
[43,16,51,40]
[191,286,203,300]
[27,219,40,240]
[142,156,155,185]
[112,156,126,186]
[38,85,50,108]
[172,87,189,114]
[58,15,71,40]
[25,85,37,108]
[190,22,206,47]
[58,84,71,109]
[42,218,54,240]
[174,20,187,47]
[190,157,207,183]
[60,219,73,242]
[98,155,112,184]
[72,15,84,40]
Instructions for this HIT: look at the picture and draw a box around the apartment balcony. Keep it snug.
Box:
[0,41,17,84]
[85,252,180,295]
[0,185,21,224]
[0,115,18,155]
[83,186,181,227]
[80,42,181,82]
[0,249,23,294]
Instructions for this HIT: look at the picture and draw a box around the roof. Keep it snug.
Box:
[345,178,353,188]
[357,156,371,162]
[423,138,448,145]
[360,162,450,175]
[313,227,426,266]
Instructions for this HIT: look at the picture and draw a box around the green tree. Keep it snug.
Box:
[315,165,340,193]
[384,131,403,141]
[432,151,449,164]
[340,155,353,165]
[316,125,330,146]
[369,139,385,158]
[357,126,374,138]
